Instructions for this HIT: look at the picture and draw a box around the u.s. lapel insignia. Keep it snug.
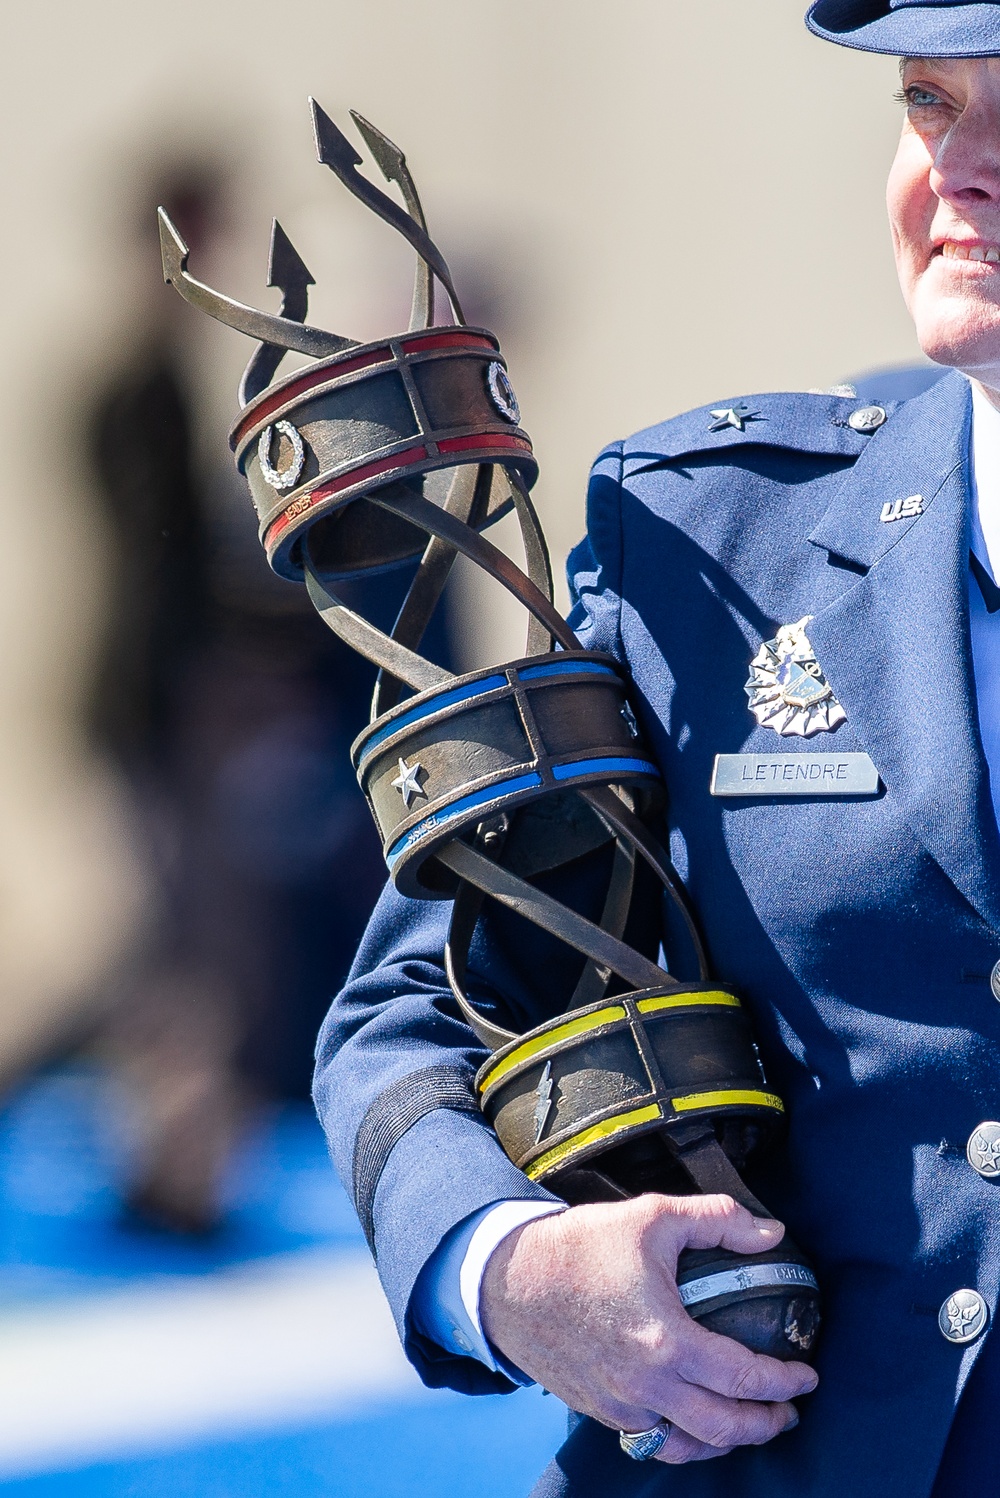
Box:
[744,617,846,736]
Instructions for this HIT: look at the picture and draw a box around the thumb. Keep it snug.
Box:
[657,1193,786,1257]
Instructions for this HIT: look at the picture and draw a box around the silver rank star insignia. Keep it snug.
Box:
[391,756,427,807]
[744,617,846,737]
[708,403,761,433]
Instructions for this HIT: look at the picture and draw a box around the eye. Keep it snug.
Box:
[897,84,946,109]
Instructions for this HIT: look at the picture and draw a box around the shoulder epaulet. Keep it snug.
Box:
[621,391,903,476]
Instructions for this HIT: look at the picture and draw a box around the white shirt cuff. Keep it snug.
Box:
[460,1199,566,1370]
[412,1198,566,1378]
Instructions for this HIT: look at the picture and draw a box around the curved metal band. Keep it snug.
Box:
[349,111,434,333]
[370,486,577,654]
[304,558,452,693]
[372,463,493,717]
[568,836,637,1009]
[444,832,637,1041]
[372,461,555,720]
[445,878,521,1050]
[581,785,710,983]
[678,1264,819,1311]
[435,838,669,992]
[667,1125,770,1214]
[506,466,556,657]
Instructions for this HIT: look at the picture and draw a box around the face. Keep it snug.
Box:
[888,56,1000,392]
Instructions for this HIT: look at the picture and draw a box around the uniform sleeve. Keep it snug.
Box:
[567,442,625,657]
[311,441,629,1395]
[410,1198,566,1375]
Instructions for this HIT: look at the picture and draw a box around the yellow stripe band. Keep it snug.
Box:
[672,1088,785,1114]
[480,1004,627,1091]
[482,992,742,1094]
[636,991,740,1014]
[525,1103,663,1179]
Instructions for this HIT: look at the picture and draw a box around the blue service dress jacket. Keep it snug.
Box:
[313,367,1000,1498]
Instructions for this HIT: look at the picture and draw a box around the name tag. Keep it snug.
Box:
[710,752,880,797]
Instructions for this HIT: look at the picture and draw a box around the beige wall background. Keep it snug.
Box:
[0,0,914,1066]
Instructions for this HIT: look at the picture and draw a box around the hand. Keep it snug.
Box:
[479,1192,819,1465]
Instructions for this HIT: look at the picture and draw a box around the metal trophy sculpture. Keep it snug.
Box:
[158,100,820,1361]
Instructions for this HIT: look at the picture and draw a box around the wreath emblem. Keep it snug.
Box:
[744,617,846,737]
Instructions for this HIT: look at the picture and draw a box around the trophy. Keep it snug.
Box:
[158,100,820,1361]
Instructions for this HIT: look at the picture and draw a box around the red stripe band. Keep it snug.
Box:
[264,443,430,546]
[263,429,533,554]
[232,347,394,446]
[401,330,497,356]
[232,328,500,450]
[439,432,532,457]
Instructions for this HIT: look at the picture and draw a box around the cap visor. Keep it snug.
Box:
[807,3,1000,55]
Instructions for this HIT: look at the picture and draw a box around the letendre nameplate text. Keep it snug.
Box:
[710,752,880,798]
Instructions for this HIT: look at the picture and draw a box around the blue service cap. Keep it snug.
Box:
[807,0,1000,56]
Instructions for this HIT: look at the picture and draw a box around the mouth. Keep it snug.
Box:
[933,240,1000,264]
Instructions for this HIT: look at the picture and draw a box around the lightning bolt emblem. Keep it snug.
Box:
[533,1061,555,1144]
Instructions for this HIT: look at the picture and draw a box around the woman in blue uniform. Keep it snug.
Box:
[315,5,1000,1494]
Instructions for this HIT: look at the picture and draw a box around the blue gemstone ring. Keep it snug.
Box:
[619,1419,672,1461]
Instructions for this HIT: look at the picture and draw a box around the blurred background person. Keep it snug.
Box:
[81,157,393,1232]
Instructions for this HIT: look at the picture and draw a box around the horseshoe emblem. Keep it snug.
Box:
[258,420,306,491]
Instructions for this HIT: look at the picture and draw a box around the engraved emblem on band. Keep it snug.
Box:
[258,419,306,492]
[486,360,520,424]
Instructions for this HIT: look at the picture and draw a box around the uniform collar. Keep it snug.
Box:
[806,370,971,570]
[804,369,1000,931]
[969,379,1000,586]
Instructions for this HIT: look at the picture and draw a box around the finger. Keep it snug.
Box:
[653,1426,734,1465]
[661,1193,787,1257]
[675,1322,819,1403]
[657,1378,798,1450]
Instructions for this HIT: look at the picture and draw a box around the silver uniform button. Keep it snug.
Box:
[967,1121,1000,1178]
[939,1289,989,1345]
[991,959,1000,1001]
[848,405,887,433]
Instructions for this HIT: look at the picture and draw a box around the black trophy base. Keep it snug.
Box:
[676,1240,821,1362]
[553,1130,821,1364]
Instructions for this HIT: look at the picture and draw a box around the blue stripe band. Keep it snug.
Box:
[358,674,508,765]
[359,660,621,768]
[385,771,543,868]
[519,660,619,682]
[551,756,660,782]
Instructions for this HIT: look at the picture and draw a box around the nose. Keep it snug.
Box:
[930,105,1000,210]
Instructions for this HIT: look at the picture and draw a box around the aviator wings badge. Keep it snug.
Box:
[745,617,846,737]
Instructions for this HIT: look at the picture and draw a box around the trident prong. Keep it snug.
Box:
[239,220,317,405]
[268,219,315,310]
[157,206,355,367]
[309,99,464,325]
[349,110,433,331]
